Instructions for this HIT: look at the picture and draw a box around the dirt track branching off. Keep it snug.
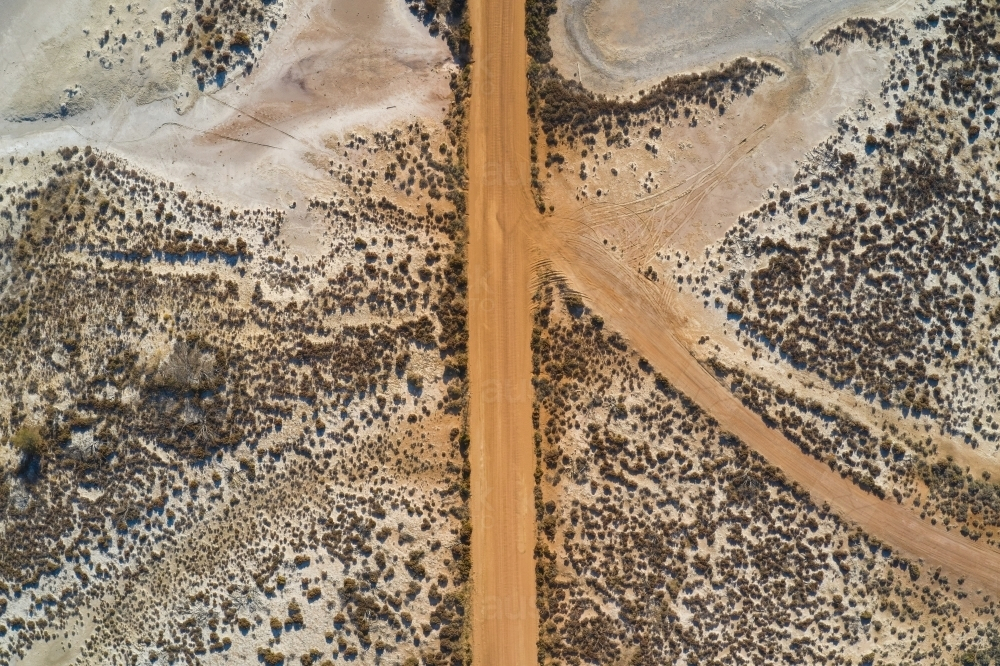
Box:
[531,287,1000,665]
[688,0,1000,537]
[523,1,1000,663]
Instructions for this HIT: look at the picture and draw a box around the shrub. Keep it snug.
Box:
[563,292,584,314]
[12,426,45,458]
[231,31,251,48]
[405,549,427,578]
[287,600,304,624]
[155,340,217,391]
[526,0,558,62]
[258,648,284,666]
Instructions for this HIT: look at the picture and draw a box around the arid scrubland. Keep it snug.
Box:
[0,119,470,665]
[525,20,781,212]
[667,1,1000,542]
[531,288,1000,666]
[171,0,284,90]
[521,0,1000,664]
[15,0,1000,662]
[0,0,478,661]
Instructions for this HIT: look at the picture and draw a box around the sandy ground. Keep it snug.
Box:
[1,1,463,664]
[467,0,539,663]
[549,0,913,95]
[543,39,890,261]
[0,0,454,233]
[462,0,1000,654]
[0,0,197,120]
[522,0,1000,606]
[10,0,997,659]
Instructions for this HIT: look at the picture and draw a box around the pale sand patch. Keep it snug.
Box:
[0,0,453,249]
[0,0,197,121]
[549,0,915,96]
[542,42,889,263]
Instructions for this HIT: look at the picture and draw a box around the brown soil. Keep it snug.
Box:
[467,0,539,664]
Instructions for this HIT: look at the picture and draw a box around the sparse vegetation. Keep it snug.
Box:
[0,134,470,664]
[523,0,780,208]
[682,2,1000,544]
[531,287,1000,664]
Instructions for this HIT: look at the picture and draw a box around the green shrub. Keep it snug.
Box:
[525,0,558,62]
[12,426,45,457]
[563,292,584,313]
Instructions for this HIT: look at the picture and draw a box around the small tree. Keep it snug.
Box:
[12,425,47,480]
[12,426,45,458]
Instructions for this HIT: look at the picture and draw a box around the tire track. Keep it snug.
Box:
[467,0,538,662]
[531,216,1000,595]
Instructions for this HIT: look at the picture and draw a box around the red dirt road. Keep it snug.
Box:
[468,0,1000,664]
[467,0,538,662]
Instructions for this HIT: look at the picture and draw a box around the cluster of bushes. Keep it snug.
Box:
[717,0,1000,448]
[530,59,780,149]
[0,144,472,664]
[522,0,778,207]
[179,0,282,85]
[528,288,986,664]
[405,0,471,65]
[525,0,558,63]
[706,359,915,501]
[813,17,900,52]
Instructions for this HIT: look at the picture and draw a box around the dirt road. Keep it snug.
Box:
[467,0,538,662]
[535,215,1000,593]
[467,0,1000,660]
